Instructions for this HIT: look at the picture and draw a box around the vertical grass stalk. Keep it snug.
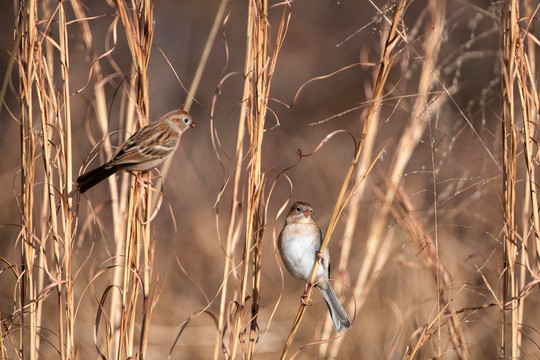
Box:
[500,0,518,357]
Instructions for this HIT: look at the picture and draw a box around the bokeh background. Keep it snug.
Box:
[1,0,539,359]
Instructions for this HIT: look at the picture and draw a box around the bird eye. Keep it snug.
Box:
[296,207,301,212]
[183,117,190,124]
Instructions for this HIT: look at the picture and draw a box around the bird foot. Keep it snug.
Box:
[129,172,155,189]
[138,175,153,185]
[300,284,312,306]
[300,294,312,306]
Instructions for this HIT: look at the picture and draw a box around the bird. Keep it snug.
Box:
[278,201,351,333]
[77,109,195,193]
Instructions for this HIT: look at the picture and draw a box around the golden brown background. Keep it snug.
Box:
[1,0,539,359]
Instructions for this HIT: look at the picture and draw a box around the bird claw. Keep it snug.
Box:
[137,174,153,185]
[301,284,312,306]
[300,294,312,306]
[315,251,323,260]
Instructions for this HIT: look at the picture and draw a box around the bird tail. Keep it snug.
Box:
[318,281,351,333]
[77,163,118,193]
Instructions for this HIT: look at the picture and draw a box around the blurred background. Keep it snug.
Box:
[1,0,539,359]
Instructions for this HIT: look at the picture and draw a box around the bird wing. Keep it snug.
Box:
[317,226,331,277]
[111,122,179,166]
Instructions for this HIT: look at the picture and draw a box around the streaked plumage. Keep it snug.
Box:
[77,109,194,193]
[278,201,352,333]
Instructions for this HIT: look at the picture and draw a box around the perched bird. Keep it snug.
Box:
[77,109,195,193]
[278,201,351,333]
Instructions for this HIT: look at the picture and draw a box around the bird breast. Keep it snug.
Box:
[279,223,328,282]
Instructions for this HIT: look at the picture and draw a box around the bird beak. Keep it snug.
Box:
[303,209,310,218]
[190,123,196,128]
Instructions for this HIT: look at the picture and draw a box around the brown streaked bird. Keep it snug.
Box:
[278,201,352,333]
[77,109,195,193]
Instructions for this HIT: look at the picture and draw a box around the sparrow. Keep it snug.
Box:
[278,201,351,333]
[77,109,195,193]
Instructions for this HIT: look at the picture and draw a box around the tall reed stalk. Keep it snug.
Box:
[112,1,156,359]
[501,0,539,357]
[210,1,291,359]
[16,0,76,358]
